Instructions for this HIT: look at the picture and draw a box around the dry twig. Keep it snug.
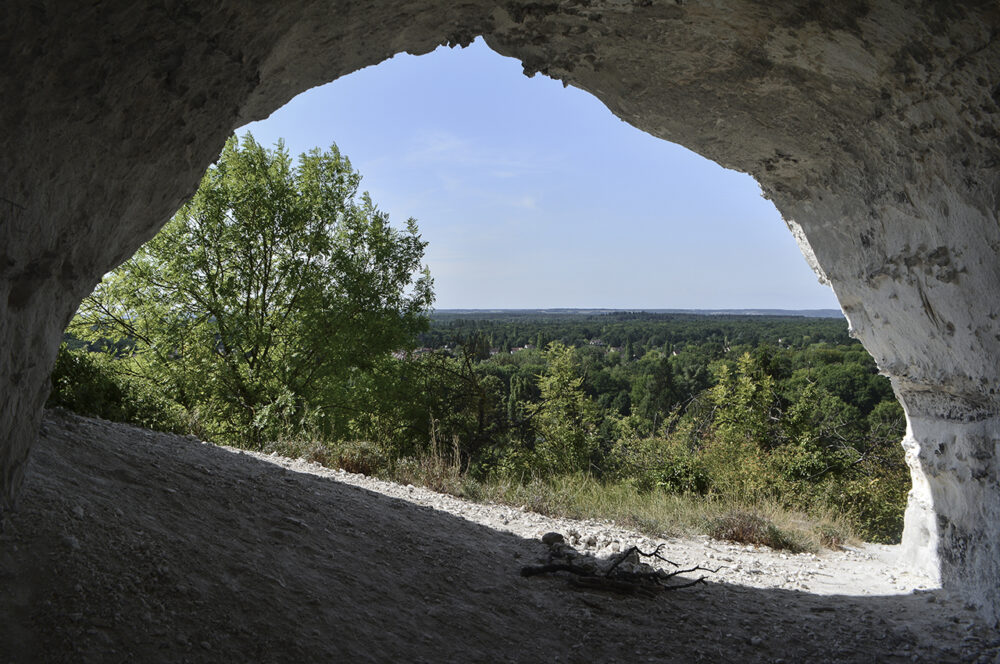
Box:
[521,542,719,595]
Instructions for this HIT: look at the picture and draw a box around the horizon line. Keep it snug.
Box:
[430,306,845,316]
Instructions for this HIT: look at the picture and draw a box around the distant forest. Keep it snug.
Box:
[391,311,907,542]
[421,310,852,354]
[48,131,908,547]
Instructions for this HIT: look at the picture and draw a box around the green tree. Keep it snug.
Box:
[529,342,598,475]
[507,374,529,423]
[710,353,778,446]
[698,353,780,502]
[73,134,433,447]
[630,350,678,430]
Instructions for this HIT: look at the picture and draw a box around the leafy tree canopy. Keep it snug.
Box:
[73,134,433,446]
[530,342,598,474]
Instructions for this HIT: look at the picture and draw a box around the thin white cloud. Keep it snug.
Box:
[402,129,561,178]
[405,131,468,161]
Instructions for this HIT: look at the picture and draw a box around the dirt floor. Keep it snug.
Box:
[2,410,998,663]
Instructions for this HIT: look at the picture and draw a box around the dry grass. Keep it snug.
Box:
[474,474,857,553]
[707,510,802,551]
[705,506,856,553]
[265,438,392,477]
[268,442,859,553]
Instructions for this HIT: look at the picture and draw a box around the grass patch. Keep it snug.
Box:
[265,443,859,553]
[461,473,857,553]
[706,506,856,553]
[707,510,804,552]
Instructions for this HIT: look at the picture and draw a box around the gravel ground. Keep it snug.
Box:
[1,410,998,663]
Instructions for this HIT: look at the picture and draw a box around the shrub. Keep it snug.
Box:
[611,433,709,494]
[706,510,806,552]
[828,473,908,543]
[394,455,471,496]
[328,439,394,476]
[264,438,333,466]
[47,345,188,433]
[816,522,851,549]
[266,436,397,478]
[699,435,780,504]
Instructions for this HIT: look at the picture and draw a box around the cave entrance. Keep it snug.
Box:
[239,39,836,312]
[220,38,912,566]
[4,0,998,625]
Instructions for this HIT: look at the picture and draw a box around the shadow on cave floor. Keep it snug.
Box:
[1,410,997,664]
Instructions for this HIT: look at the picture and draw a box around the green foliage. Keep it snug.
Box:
[72,135,432,448]
[281,315,908,544]
[710,353,779,447]
[47,345,188,433]
[66,214,909,547]
[696,355,780,503]
[629,350,679,426]
[831,400,909,542]
[610,419,708,494]
[528,342,598,475]
[421,310,853,352]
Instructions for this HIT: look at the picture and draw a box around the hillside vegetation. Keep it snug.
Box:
[54,309,908,547]
[50,137,908,549]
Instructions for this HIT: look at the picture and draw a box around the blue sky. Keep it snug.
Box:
[238,39,838,311]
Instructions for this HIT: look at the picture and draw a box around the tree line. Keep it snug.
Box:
[50,136,909,544]
[343,317,908,542]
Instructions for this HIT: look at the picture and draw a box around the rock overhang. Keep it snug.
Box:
[2,0,998,623]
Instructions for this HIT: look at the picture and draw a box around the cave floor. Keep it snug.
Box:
[1,410,997,663]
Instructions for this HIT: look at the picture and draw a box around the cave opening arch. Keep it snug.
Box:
[237,36,839,312]
[2,1,998,622]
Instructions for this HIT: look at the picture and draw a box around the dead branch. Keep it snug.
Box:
[520,541,719,595]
